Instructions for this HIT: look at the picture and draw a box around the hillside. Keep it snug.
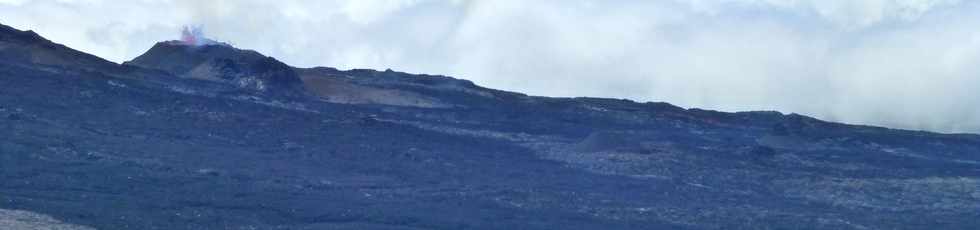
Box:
[1,23,978,230]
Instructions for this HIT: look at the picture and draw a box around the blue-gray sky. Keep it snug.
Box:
[2,0,979,133]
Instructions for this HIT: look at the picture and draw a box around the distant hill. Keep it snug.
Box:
[125,41,302,95]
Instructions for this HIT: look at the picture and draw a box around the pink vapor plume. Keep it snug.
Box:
[179,25,217,46]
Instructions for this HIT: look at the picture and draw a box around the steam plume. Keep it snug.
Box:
[179,25,217,46]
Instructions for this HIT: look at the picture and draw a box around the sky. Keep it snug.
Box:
[1,0,979,133]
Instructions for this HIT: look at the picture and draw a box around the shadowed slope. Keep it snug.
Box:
[0,24,118,71]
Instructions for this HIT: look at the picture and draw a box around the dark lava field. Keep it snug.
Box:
[1,23,978,229]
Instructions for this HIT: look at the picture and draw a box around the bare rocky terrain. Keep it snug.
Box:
[1,23,978,229]
[0,209,95,230]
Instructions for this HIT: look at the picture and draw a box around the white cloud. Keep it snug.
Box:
[681,0,962,28]
[1,0,979,133]
[0,0,30,6]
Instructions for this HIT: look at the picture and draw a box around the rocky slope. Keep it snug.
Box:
[1,23,978,229]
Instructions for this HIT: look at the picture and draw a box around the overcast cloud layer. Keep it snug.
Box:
[1,0,979,133]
